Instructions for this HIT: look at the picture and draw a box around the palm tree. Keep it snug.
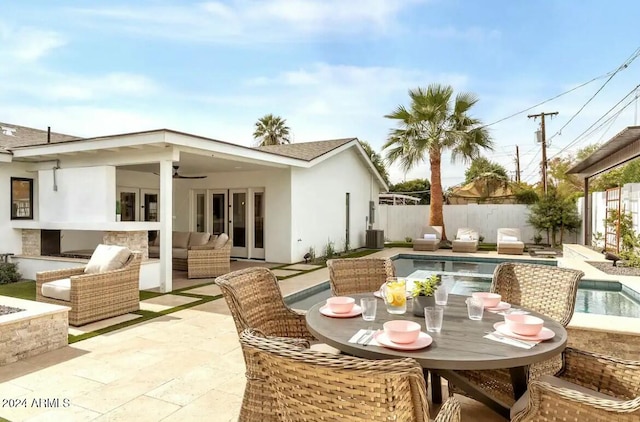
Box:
[253,114,292,146]
[383,84,492,239]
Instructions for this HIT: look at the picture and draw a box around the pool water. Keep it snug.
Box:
[287,256,640,318]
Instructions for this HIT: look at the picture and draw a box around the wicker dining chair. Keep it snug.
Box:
[451,263,584,406]
[327,257,395,296]
[511,348,640,421]
[214,267,319,422]
[239,329,462,422]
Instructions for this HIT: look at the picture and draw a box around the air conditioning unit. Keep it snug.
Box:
[366,229,384,249]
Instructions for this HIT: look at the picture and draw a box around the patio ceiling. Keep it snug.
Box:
[120,151,280,174]
[567,126,640,178]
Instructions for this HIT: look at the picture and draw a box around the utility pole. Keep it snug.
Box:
[528,111,558,194]
[515,145,521,183]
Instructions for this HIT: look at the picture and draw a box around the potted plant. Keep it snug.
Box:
[115,200,122,222]
[411,274,441,316]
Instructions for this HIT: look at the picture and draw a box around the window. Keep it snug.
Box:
[11,177,33,220]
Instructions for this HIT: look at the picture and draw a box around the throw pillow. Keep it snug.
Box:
[502,235,518,242]
[423,234,437,240]
[85,244,132,274]
[214,233,229,249]
[189,232,211,248]
[172,231,191,249]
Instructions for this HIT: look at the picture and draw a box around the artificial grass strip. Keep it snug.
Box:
[139,290,164,301]
[68,294,222,344]
[0,280,35,300]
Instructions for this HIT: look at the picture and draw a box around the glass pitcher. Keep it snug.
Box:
[380,277,407,314]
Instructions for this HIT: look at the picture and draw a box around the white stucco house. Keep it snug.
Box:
[0,122,387,292]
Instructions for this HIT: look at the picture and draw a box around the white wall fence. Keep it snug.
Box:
[377,203,579,244]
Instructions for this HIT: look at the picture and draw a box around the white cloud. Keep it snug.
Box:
[70,0,427,42]
[0,23,66,61]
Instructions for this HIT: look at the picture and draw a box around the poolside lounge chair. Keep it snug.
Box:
[36,245,141,326]
[450,263,584,406]
[413,226,442,251]
[327,257,395,296]
[451,228,479,253]
[511,348,640,421]
[497,227,525,255]
[240,329,462,422]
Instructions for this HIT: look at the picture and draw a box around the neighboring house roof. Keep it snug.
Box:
[255,138,355,161]
[0,122,78,150]
[447,179,516,204]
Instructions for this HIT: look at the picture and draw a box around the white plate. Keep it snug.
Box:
[319,304,362,318]
[493,322,556,341]
[486,302,511,311]
[374,331,433,350]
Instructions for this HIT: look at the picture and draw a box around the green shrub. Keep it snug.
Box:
[404,237,412,243]
[324,239,336,260]
[0,263,21,284]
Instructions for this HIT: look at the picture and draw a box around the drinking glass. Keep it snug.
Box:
[381,277,407,314]
[360,298,377,321]
[424,306,443,333]
[434,286,448,306]
[466,297,484,320]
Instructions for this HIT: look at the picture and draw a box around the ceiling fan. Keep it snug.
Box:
[155,165,207,179]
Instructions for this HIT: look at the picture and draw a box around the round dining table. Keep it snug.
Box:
[305,293,567,419]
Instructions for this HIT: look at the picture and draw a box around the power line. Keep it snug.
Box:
[546,47,640,145]
[549,84,640,159]
[480,69,617,129]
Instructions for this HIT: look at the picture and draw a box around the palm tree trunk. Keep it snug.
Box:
[428,150,447,240]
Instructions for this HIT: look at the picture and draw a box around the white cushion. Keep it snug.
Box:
[172,231,191,249]
[459,234,473,241]
[189,232,211,248]
[84,244,132,274]
[423,233,437,240]
[172,248,188,259]
[41,278,71,302]
[214,233,229,249]
[501,235,519,242]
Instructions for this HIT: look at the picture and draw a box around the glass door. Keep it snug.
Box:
[211,191,227,235]
[229,189,248,258]
[117,187,139,221]
[141,189,160,222]
[193,190,206,232]
[251,189,265,259]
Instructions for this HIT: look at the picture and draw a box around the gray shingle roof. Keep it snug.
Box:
[0,122,78,150]
[255,138,356,161]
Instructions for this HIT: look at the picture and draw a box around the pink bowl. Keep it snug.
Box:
[472,292,502,308]
[383,320,421,344]
[326,296,355,314]
[505,314,544,336]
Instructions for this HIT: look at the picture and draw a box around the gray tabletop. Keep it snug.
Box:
[306,293,567,371]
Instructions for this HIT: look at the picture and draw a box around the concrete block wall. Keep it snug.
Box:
[103,230,148,259]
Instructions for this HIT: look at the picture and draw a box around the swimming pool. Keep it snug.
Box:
[286,255,640,318]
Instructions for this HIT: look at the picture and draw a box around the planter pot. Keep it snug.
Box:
[413,295,435,316]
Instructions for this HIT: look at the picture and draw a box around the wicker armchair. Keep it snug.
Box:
[240,329,462,422]
[452,263,584,406]
[187,239,231,278]
[36,252,141,326]
[327,257,395,296]
[511,348,640,421]
[214,267,319,422]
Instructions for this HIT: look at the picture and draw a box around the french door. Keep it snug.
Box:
[229,189,248,258]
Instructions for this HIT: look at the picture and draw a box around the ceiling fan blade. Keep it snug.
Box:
[176,175,207,179]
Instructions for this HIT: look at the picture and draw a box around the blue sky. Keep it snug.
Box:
[1,0,639,187]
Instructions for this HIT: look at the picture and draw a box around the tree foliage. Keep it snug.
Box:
[464,157,508,184]
[253,114,291,146]
[388,178,431,204]
[359,140,391,186]
[383,83,492,239]
[527,188,581,246]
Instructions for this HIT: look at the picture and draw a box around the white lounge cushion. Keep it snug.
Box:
[41,278,71,302]
[189,232,211,248]
[214,233,229,249]
[459,234,473,241]
[172,248,188,259]
[423,233,437,240]
[172,231,191,249]
[84,245,132,274]
[501,235,519,242]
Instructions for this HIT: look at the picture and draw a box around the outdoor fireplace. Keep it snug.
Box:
[40,230,61,256]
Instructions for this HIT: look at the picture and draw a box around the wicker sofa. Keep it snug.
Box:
[36,246,141,326]
[149,231,231,278]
